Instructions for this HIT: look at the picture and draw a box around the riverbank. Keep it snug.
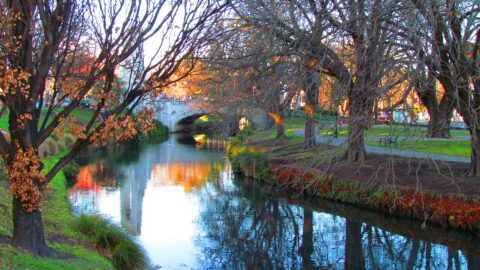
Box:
[228,128,480,234]
[0,155,113,269]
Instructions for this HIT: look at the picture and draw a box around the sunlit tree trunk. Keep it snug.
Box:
[416,70,454,138]
[269,112,285,139]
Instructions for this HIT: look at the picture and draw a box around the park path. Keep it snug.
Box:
[293,129,470,164]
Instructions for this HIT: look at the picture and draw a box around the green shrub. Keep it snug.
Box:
[63,160,80,187]
[236,127,254,142]
[39,137,59,157]
[62,133,76,147]
[95,224,129,250]
[112,241,149,270]
[76,214,100,235]
[235,151,270,180]
[147,119,168,138]
[75,214,150,270]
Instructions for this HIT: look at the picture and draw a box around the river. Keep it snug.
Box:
[68,134,480,269]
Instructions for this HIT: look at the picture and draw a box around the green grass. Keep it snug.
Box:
[0,108,95,131]
[256,116,471,158]
[319,124,470,138]
[75,215,149,270]
[68,109,95,124]
[0,113,8,131]
[0,154,114,270]
[366,140,471,157]
[283,117,306,130]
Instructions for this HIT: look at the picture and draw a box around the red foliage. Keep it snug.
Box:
[267,165,480,233]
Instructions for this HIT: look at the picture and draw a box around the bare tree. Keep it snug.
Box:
[405,0,480,175]
[0,0,226,255]
[202,21,299,140]
[232,0,405,162]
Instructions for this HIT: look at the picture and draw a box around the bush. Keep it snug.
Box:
[235,127,254,142]
[235,151,270,180]
[76,214,150,270]
[62,133,76,147]
[147,119,168,138]
[63,160,80,187]
[39,137,59,158]
[112,241,149,270]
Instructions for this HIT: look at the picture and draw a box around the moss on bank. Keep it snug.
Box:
[228,131,480,234]
[0,155,114,269]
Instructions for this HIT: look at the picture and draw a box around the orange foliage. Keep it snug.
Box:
[89,115,140,146]
[160,60,211,99]
[305,105,314,117]
[268,113,284,126]
[75,165,100,192]
[151,163,210,192]
[6,143,46,212]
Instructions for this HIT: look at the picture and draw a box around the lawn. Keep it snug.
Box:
[0,108,94,131]
[366,140,471,157]
[284,116,471,157]
[0,154,113,270]
[252,116,471,157]
[319,124,470,138]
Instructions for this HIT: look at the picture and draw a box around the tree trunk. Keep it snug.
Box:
[467,133,480,177]
[304,116,315,148]
[416,68,455,138]
[304,68,319,149]
[373,98,379,124]
[269,112,285,140]
[456,83,480,176]
[8,111,49,255]
[276,121,285,139]
[426,109,452,138]
[344,95,368,162]
[12,196,48,256]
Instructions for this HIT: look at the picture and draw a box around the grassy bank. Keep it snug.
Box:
[366,139,471,157]
[273,115,471,157]
[0,108,95,131]
[319,124,470,138]
[228,128,480,234]
[0,155,113,269]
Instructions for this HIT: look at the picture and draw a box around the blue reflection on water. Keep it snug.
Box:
[69,135,480,269]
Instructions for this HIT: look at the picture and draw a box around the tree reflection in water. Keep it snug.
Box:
[195,174,480,269]
[69,137,480,269]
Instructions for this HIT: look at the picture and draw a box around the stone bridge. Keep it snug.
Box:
[154,98,208,132]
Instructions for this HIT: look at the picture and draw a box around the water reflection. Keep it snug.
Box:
[196,175,480,269]
[69,135,480,269]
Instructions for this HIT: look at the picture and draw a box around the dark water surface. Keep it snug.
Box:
[68,135,480,269]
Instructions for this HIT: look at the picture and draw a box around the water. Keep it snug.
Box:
[69,134,480,269]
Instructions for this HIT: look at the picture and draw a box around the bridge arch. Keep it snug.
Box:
[154,99,207,132]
